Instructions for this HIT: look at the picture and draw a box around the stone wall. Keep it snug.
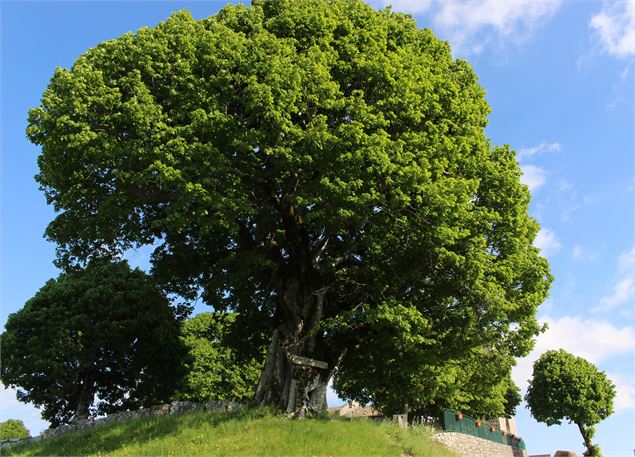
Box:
[0,400,244,448]
[431,432,528,457]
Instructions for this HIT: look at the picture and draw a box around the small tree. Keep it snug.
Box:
[0,260,186,427]
[0,419,30,440]
[177,312,264,403]
[525,350,616,457]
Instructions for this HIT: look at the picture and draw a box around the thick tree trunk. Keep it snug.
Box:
[254,329,330,417]
[74,376,93,422]
[254,277,333,417]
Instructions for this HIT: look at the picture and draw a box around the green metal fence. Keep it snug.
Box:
[441,410,526,450]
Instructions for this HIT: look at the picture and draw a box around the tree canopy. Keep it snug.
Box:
[176,312,264,403]
[27,0,551,416]
[0,261,186,427]
[0,419,30,441]
[334,338,522,418]
[525,349,616,457]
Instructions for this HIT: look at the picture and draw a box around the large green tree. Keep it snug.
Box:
[27,0,551,416]
[177,312,264,403]
[0,419,30,441]
[525,350,616,457]
[0,261,186,427]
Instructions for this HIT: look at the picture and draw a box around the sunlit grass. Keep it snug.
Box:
[5,407,456,456]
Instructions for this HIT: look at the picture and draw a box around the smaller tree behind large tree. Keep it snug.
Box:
[176,312,264,403]
[1,260,186,427]
[0,419,30,440]
[525,349,616,457]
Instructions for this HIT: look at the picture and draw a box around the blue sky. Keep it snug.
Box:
[1,0,633,455]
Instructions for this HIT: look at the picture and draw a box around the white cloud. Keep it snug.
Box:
[590,0,635,58]
[516,142,561,194]
[517,141,562,160]
[534,228,561,258]
[541,315,635,363]
[599,277,635,310]
[378,0,563,55]
[607,372,635,412]
[513,315,635,410]
[596,246,635,311]
[520,164,547,191]
[436,0,562,54]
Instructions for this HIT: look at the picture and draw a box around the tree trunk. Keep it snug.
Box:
[577,422,598,457]
[74,376,93,422]
[254,329,330,417]
[254,277,333,417]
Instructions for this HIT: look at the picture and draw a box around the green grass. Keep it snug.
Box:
[4,408,456,456]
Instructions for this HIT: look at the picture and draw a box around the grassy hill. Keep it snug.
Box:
[4,408,456,456]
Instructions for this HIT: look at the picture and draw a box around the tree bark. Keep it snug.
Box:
[74,376,93,422]
[254,329,330,417]
[576,422,598,457]
[253,193,341,417]
[254,278,333,417]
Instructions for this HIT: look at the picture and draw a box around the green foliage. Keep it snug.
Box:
[27,0,551,414]
[0,260,186,427]
[334,330,522,417]
[525,350,616,457]
[0,419,30,440]
[4,408,456,457]
[177,312,264,403]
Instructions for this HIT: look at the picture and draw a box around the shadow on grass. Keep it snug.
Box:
[7,407,264,456]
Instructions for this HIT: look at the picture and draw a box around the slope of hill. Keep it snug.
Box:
[4,408,456,456]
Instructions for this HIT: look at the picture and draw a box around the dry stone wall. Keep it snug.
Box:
[431,432,528,457]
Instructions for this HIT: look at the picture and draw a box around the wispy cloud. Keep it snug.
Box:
[512,315,635,407]
[517,141,562,160]
[534,228,561,258]
[618,246,635,270]
[607,60,634,108]
[600,277,635,310]
[555,179,583,223]
[596,246,635,311]
[590,0,635,59]
[377,0,563,55]
[516,141,561,193]
[572,245,583,259]
[520,164,547,191]
[572,244,598,261]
